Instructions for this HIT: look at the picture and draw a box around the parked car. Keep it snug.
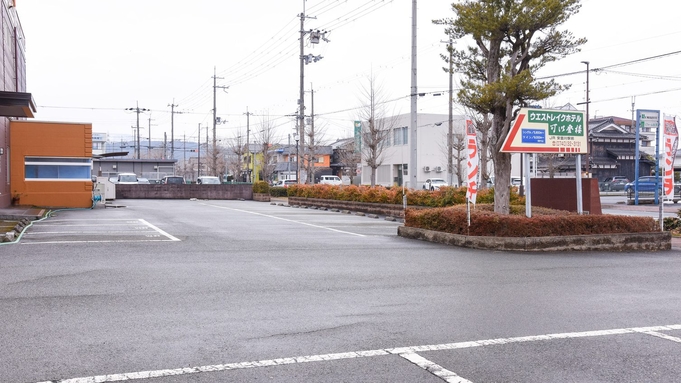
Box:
[423,178,448,191]
[162,176,185,184]
[116,173,138,184]
[318,175,342,185]
[137,177,150,184]
[624,176,662,195]
[197,176,220,184]
[599,176,629,191]
[274,179,297,188]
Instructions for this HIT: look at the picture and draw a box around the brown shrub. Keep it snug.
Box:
[405,205,658,237]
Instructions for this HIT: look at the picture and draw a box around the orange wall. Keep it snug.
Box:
[305,154,330,168]
[10,121,93,208]
[314,154,330,167]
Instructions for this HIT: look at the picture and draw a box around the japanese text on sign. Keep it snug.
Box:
[521,129,545,144]
[528,111,583,136]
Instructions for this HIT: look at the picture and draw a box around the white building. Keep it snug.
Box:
[92,132,107,156]
[359,113,471,189]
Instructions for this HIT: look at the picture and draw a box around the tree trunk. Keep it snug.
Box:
[493,152,511,214]
[492,110,511,214]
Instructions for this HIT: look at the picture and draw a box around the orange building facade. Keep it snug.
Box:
[10,121,94,208]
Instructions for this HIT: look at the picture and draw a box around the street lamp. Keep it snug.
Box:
[581,60,590,177]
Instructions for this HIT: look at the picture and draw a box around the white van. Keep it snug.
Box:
[197,176,220,184]
[117,173,138,184]
[319,175,342,185]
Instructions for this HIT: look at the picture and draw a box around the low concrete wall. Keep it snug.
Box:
[288,197,405,218]
[398,226,671,252]
[115,184,253,200]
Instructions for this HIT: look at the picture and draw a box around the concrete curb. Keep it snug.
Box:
[397,226,671,252]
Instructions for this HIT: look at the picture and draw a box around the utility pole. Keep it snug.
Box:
[442,38,454,187]
[244,108,253,182]
[197,123,201,179]
[409,0,418,190]
[125,101,149,160]
[147,115,156,158]
[309,84,316,183]
[298,10,306,185]
[297,3,328,184]
[213,67,229,175]
[168,101,181,160]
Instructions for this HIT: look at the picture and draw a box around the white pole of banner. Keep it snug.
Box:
[660,193,667,231]
[576,155,583,214]
[524,153,531,218]
[467,198,471,227]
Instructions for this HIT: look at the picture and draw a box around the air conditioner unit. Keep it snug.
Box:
[435,166,443,173]
[423,166,431,172]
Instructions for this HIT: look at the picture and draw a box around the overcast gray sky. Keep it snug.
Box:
[17,0,681,146]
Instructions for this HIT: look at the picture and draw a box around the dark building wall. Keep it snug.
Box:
[0,3,26,207]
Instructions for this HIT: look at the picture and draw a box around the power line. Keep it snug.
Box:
[596,69,681,81]
[537,49,681,80]
[591,86,681,104]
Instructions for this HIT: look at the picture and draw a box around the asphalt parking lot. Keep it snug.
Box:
[1,199,681,382]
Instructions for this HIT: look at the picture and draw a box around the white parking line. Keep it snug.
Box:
[139,219,180,241]
[34,323,681,383]
[399,353,473,383]
[22,219,179,244]
[203,203,366,237]
[636,330,681,343]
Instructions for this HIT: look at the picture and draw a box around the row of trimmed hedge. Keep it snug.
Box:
[264,183,524,207]
[254,181,665,237]
[405,204,659,237]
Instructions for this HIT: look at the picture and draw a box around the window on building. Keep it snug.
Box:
[393,126,408,146]
[24,157,92,180]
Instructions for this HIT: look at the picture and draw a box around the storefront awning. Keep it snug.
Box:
[0,91,36,118]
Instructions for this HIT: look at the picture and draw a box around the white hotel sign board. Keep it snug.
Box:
[501,108,587,154]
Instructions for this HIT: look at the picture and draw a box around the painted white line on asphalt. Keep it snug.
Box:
[35,350,391,383]
[139,219,180,241]
[399,353,473,383]
[22,239,177,245]
[637,331,681,343]
[40,218,146,226]
[34,323,681,383]
[204,203,366,237]
[25,230,156,235]
[20,219,180,244]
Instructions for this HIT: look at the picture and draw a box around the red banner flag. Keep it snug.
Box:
[663,115,678,199]
[466,119,479,205]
